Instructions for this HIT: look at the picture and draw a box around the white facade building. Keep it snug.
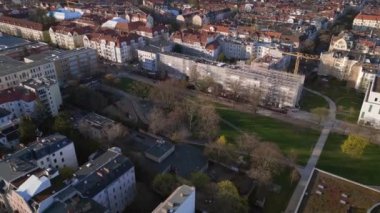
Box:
[24,48,98,86]
[83,32,144,63]
[221,38,255,60]
[0,55,57,90]
[0,87,37,120]
[153,185,195,213]
[353,14,380,31]
[137,48,159,71]
[0,16,46,42]
[358,76,380,129]
[73,147,136,213]
[21,78,62,117]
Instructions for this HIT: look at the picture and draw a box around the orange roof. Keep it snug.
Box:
[355,13,380,21]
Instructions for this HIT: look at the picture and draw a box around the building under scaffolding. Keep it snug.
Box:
[158,52,305,108]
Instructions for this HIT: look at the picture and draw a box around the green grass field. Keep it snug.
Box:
[299,90,329,111]
[304,76,364,123]
[217,108,320,166]
[318,133,380,185]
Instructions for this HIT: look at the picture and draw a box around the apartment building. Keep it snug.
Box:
[72,147,136,213]
[353,13,380,31]
[78,112,128,142]
[0,87,37,120]
[158,52,305,108]
[153,185,195,213]
[220,38,255,60]
[24,48,98,86]
[171,30,221,59]
[358,76,380,129]
[21,78,62,117]
[318,31,379,91]
[83,31,144,63]
[49,22,94,49]
[0,16,47,42]
[0,55,57,90]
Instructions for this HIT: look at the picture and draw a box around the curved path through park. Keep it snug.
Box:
[285,88,336,213]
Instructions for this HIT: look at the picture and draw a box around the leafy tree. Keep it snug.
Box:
[311,107,329,124]
[59,167,75,180]
[214,181,248,213]
[19,117,37,144]
[152,173,178,197]
[190,172,210,189]
[173,44,182,53]
[341,134,369,158]
[29,8,56,27]
[53,112,73,135]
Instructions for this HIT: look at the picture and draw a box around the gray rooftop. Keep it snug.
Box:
[24,48,95,62]
[0,34,30,51]
[73,147,134,197]
[0,55,52,76]
[0,158,38,182]
[21,77,57,89]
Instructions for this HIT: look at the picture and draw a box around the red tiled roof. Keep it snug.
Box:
[0,87,37,105]
[0,16,44,31]
[355,13,380,21]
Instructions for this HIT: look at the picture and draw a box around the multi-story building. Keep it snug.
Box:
[158,52,305,108]
[72,147,136,213]
[21,78,62,117]
[353,13,380,31]
[0,87,37,120]
[153,185,195,213]
[83,31,144,63]
[318,31,379,91]
[220,38,255,60]
[358,76,380,129]
[78,112,128,142]
[171,30,221,59]
[49,22,94,50]
[24,48,98,86]
[0,55,57,90]
[0,16,47,42]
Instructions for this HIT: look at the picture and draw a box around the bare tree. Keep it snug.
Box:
[248,142,285,184]
[149,79,186,110]
[246,87,262,114]
[148,107,167,134]
[188,65,200,83]
[184,99,199,132]
[196,104,220,141]
[227,79,243,101]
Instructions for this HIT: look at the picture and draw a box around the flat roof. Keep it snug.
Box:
[299,169,380,213]
[0,34,30,51]
[144,141,174,159]
[153,185,195,213]
[0,55,52,76]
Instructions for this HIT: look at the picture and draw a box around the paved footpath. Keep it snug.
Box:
[285,88,336,213]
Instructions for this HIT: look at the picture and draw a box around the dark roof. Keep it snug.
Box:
[0,108,11,118]
[10,134,73,161]
[73,148,134,197]
[0,87,37,105]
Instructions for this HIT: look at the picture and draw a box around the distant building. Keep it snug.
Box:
[153,185,195,213]
[49,9,83,21]
[21,78,62,117]
[353,13,380,31]
[0,34,49,60]
[0,55,57,90]
[358,76,380,129]
[49,23,94,50]
[0,16,47,42]
[83,31,144,63]
[78,113,128,142]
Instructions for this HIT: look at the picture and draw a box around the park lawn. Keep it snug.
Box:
[262,168,298,213]
[317,133,380,185]
[305,76,364,123]
[108,77,152,98]
[217,108,320,166]
[299,90,328,111]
